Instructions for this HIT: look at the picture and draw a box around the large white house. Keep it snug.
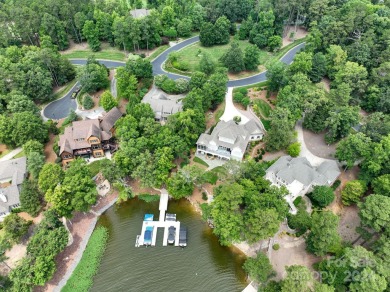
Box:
[196,119,265,161]
[0,157,27,220]
[265,156,340,214]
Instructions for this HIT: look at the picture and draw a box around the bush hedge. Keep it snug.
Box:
[62,227,109,292]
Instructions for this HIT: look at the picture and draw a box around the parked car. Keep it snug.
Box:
[71,85,82,99]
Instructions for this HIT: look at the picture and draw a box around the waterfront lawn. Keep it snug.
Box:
[62,226,109,292]
[174,38,269,73]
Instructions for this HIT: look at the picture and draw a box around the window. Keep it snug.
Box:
[92,144,101,150]
[95,152,102,157]
[63,154,72,159]
[90,139,99,143]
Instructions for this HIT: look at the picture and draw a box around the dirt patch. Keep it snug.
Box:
[205,102,225,130]
[328,166,359,215]
[270,240,320,280]
[302,128,337,160]
[320,77,331,93]
[338,205,361,243]
[44,134,58,163]
[262,150,286,162]
[282,26,308,48]
[128,179,160,195]
[19,212,43,225]
[60,40,89,54]
[4,244,27,269]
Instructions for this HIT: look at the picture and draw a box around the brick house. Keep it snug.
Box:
[58,107,122,166]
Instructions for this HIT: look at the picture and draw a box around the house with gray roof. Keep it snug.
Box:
[130,8,151,18]
[265,156,340,214]
[142,90,183,121]
[196,119,265,161]
[0,157,27,219]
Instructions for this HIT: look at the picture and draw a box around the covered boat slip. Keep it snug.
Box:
[137,192,182,247]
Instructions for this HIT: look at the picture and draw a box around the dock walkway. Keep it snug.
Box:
[137,191,180,247]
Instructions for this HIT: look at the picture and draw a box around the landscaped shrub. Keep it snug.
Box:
[341,180,367,206]
[83,95,94,110]
[62,227,109,292]
[238,88,248,95]
[241,97,250,107]
[233,92,244,103]
[272,244,280,250]
[202,192,208,201]
[172,60,189,71]
[175,78,189,93]
[331,179,341,190]
[287,142,301,157]
[161,78,177,94]
[308,185,335,208]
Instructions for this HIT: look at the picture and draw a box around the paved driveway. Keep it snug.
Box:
[43,39,305,119]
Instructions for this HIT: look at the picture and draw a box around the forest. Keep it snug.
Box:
[0,0,389,291]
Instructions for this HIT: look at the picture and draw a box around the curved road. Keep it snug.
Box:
[43,36,304,119]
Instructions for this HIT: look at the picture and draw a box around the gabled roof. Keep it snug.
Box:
[100,107,123,132]
[266,155,340,187]
[0,157,26,185]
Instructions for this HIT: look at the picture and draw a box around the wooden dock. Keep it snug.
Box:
[137,191,181,247]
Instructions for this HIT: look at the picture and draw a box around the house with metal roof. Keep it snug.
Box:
[58,107,122,166]
[265,156,340,213]
[0,157,27,219]
[196,119,265,161]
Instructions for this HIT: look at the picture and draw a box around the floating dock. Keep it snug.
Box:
[136,190,182,247]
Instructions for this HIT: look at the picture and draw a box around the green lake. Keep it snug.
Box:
[91,198,248,292]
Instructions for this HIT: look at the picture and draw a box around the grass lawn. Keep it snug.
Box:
[88,160,103,177]
[53,79,77,100]
[0,149,10,159]
[63,43,126,61]
[210,166,228,177]
[174,37,270,73]
[62,227,109,292]
[13,150,25,159]
[253,99,272,118]
[193,156,209,167]
[261,118,271,131]
[146,45,170,61]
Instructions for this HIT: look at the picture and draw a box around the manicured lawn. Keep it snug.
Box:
[88,160,103,177]
[146,45,170,61]
[53,79,77,100]
[261,118,271,131]
[63,50,126,61]
[62,227,109,292]
[13,150,25,159]
[253,99,272,118]
[174,38,270,73]
[233,81,269,91]
[193,156,209,167]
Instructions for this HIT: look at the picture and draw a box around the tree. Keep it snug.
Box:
[359,194,390,232]
[3,214,31,243]
[309,52,327,82]
[116,67,138,100]
[325,106,360,144]
[99,90,118,111]
[77,59,109,93]
[335,133,372,168]
[267,35,282,51]
[0,112,48,147]
[189,71,207,90]
[177,18,192,37]
[82,95,94,110]
[153,147,175,186]
[308,186,335,208]
[210,183,245,245]
[243,252,274,284]
[214,16,230,45]
[23,140,44,156]
[100,159,123,183]
[361,112,390,143]
[199,53,215,75]
[161,6,175,28]
[266,61,288,92]
[82,20,101,51]
[349,267,387,292]
[6,92,39,115]
[199,22,215,47]
[20,180,42,217]
[281,265,313,292]
[244,45,260,71]
[125,58,153,79]
[326,45,347,79]
[288,52,313,75]
[341,180,367,206]
[167,171,194,199]
[372,174,390,197]
[306,211,341,256]
[220,41,245,73]
[27,152,45,180]
[244,208,280,243]
[38,163,64,193]
[265,108,294,151]
[287,142,300,157]
[334,61,368,97]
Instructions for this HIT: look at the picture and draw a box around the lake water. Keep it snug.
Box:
[91,198,248,292]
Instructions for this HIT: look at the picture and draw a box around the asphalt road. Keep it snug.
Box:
[43,38,304,119]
